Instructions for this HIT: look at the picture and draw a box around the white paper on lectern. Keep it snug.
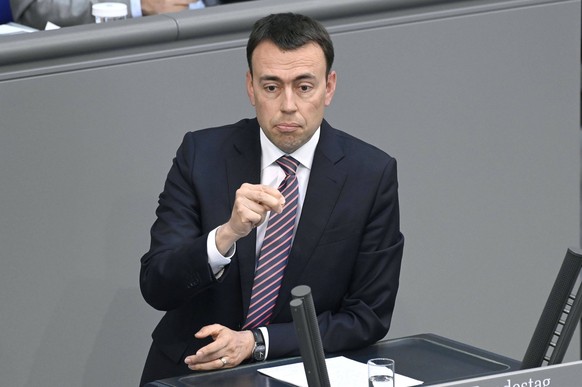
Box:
[258,356,423,387]
[0,25,29,34]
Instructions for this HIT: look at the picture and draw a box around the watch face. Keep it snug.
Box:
[254,344,266,361]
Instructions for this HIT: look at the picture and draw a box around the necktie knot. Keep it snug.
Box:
[276,155,299,176]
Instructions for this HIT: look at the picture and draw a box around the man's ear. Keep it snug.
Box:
[246,71,256,106]
[325,70,337,107]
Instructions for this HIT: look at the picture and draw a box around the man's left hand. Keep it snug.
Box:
[184,324,254,370]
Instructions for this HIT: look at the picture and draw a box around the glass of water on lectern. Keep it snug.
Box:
[368,358,395,387]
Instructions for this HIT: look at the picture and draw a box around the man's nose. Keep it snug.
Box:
[281,88,298,112]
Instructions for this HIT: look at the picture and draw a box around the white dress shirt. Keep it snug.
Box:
[205,126,320,359]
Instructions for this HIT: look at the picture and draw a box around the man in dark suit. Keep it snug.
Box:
[139,12,404,385]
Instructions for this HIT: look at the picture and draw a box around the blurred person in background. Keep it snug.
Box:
[9,0,252,30]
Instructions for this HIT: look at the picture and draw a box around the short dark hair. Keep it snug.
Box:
[246,13,335,76]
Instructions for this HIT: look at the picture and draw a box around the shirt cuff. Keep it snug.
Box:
[189,0,206,9]
[260,327,270,360]
[130,0,142,17]
[207,227,234,277]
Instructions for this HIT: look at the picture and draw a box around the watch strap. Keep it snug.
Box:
[251,328,266,362]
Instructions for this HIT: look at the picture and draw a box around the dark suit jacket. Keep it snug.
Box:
[140,118,403,373]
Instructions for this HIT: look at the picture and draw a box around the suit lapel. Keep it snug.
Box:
[224,120,261,318]
[273,121,347,317]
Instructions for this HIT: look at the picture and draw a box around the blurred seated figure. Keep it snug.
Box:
[9,0,253,30]
[1,0,13,24]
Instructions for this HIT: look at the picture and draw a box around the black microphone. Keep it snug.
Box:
[290,285,331,387]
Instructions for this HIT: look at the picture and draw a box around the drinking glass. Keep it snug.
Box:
[367,358,395,387]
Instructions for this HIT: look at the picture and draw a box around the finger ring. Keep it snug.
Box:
[220,357,227,367]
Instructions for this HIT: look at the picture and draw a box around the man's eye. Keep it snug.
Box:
[265,85,277,92]
[299,85,313,92]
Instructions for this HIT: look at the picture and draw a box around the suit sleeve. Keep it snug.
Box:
[267,157,404,358]
[139,133,218,312]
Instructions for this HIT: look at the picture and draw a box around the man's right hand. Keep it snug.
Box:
[141,0,193,16]
[215,183,284,255]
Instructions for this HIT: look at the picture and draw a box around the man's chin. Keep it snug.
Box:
[274,138,300,154]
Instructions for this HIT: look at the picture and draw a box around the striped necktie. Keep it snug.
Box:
[242,155,300,329]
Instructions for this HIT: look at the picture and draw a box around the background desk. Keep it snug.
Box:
[147,334,521,386]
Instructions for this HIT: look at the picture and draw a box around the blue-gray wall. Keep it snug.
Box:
[0,0,579,385]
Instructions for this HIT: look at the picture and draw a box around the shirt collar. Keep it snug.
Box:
[260,127,320,171]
